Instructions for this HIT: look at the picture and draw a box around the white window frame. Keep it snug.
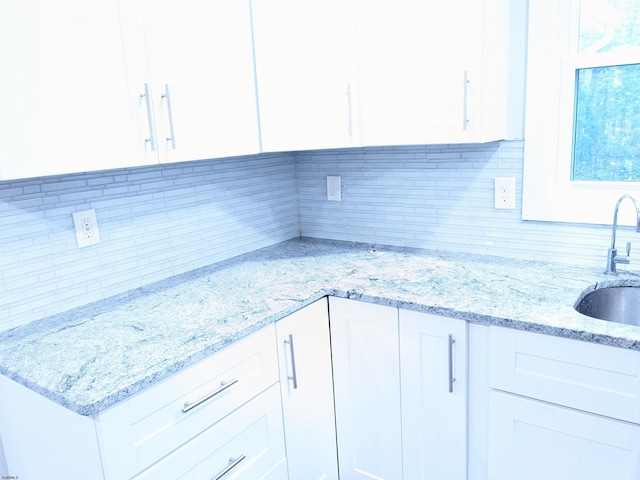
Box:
[522,0,640,226]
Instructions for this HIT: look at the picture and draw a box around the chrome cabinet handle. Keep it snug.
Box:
[161,84,176,149]
[462,70,470,131]
[346,82,353,137]
[284,334,298,389]
[448,334,456,393]
[140,83,156,151]
[212,454,246,480]
[182,378,238,413]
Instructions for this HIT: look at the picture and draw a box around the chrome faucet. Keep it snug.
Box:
[605,194,640,275]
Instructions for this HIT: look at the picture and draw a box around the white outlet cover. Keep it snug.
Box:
[72,209,101,248]
[494,177,516,209]
[327,175,341,201]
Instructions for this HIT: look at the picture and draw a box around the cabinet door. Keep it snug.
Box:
[119,0,260,165]
[329,297,402,480]
[275,298,339,480]
[252,0,359,152]
[0,0,152,180]
[399,309,467,480]
[356,0,481,146]
[488,391,640,480]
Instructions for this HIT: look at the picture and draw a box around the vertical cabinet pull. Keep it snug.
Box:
[140,83,156,151]
[161,84,176,149]
[284,334,298,389]
[212,454,246,480]
[448,334,456,393]
[346,82,353,137]
[181,378,239,413]
[462,70,470,131]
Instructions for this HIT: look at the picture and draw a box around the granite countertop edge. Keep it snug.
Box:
[2,237,640,417]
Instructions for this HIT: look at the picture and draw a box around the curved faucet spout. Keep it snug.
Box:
[605,194,640,275]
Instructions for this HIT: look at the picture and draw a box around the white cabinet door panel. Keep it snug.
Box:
[252,0,359,152]
[399,309,467,480]
[0,0,152,180]
[489,391,640,480]
[142,0,259,163]
[276,298,339,480]
[329,297,402,480]
[355,0,484,146]
[118,0,260,166]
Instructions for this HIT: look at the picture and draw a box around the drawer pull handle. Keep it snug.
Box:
[182,378,239,413]
[212,454,246,480]
[448,334,456,393]
[284,334,298,389]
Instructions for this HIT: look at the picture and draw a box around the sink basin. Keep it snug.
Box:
[575,286,640,325]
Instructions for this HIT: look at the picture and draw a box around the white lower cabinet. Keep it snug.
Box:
[97,324,282,479]
[132,384,286,480]
[329,297,403,479]
[275,298,339,480]
[0,325,286,479]
[329,298,470,480]
[399,309,467,480]
[489,391,640,480]
[488,326,640,480]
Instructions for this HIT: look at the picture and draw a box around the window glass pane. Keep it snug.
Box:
[579,0,640,53]
[572,63,640,181]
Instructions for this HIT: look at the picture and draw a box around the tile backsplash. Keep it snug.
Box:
[0,139,621,330]
[0,153,298,330]
[296,140,614,267]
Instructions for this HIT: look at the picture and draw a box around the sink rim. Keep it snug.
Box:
[574,281,640,325]
[574,279,640,309]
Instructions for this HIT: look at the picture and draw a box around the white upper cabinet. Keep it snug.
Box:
[119,0,260,165]
[0,0,260,182]
[355,0,510,146]
[356,0,474,146]
[0,0,153,181]
[251,0,360,152]
[252,0,511,153]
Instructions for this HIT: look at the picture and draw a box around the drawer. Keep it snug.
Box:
[488,390,640,480]
[132,384,287,480]
[489,326,640,423]
[97,324,279,479]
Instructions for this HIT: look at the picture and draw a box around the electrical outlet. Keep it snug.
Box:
[494,177,516,209]
[72,209,101,248]
[327,175,341,201]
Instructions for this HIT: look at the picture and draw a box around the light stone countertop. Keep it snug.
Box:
[1,237,640,416]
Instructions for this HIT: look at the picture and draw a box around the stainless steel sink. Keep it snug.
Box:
[575,286,640,325]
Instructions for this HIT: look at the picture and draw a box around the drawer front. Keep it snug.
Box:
[489,326,640,423]
[98,325,279,479]
[133,384,287,480]
[488,391,640,480]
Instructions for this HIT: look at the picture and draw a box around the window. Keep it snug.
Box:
[522,0,640,225]
[572,62,640,182]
